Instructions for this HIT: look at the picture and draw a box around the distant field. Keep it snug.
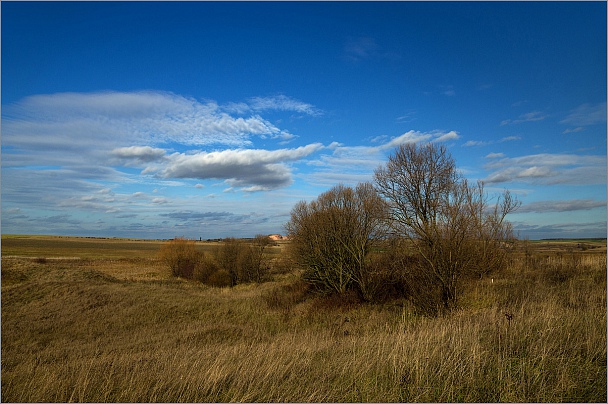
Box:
[0,235,279,259]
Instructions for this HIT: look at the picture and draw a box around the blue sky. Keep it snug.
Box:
[2,1,606,240]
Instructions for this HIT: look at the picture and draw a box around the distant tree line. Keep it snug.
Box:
[286,143,520,314]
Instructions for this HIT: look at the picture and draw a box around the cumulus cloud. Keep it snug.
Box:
[158,143,325,191]
[484,153,606,185]
[112,146,167,163]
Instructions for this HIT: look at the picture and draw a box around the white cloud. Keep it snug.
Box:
[248,95,322,116]
[562,127,584,134]
[112,146,167,163]
[158,144,325,191]
[512,220,607,239]
[463,140,489,147]
[441,85,456,96]
[344,37,378,60]
[382,130,459,149]
[485,152,505,159]
[501,111,547,125]
[1,90,329,238]
[560,102,606,126]
[484,153,606,185]
[222,95,322,117]
[396,111,416,123]
[152,197,170,204]
[2,91,286,155]
[518,199,606,213]
[433,131,460,142]
[464,136,519,148]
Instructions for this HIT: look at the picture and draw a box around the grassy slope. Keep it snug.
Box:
[1,237,606,402]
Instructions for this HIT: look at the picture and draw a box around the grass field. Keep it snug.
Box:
[2,235,606,402]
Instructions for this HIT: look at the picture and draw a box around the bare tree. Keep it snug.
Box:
[374,143,519,309]
[285,183,388,295]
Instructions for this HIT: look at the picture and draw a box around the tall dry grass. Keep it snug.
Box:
[2,245,606,402]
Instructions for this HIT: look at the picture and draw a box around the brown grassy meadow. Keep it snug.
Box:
[1,235,606,402]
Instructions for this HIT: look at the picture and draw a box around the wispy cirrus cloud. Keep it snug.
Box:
[343,36,400,62]
[223,94,323,118]
[483,153,606,185]
[248,95,323,116]
[2,91,286,154]
[463,136,520,147]
[517,199,606,213]
[512,221,607,240]
[344,37,378,61]
[560,102,606,126]
[501,111,547,126]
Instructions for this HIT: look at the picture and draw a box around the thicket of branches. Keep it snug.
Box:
[287,143,520,312]
[285,183,388,296]
[159,235,273,287]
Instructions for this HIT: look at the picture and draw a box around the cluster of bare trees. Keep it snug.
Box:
[159,235,273,287]
[287,143,519,311]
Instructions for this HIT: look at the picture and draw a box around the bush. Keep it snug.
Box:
[193,255,221,284]
[206,269,232,288]
[285,183,388,296]
[158,237,201,279]
[361,241,443,315]
[213,237,271,285]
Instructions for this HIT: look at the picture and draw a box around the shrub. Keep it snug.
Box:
[285,183,388,296]
[193,255,221,284]
[158,237,201,279]
[206,269,232,288]
[362,241,442,315]
[213,237,271,285]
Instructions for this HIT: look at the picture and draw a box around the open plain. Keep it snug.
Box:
[2,235,606,402]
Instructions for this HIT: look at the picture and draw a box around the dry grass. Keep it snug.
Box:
[1,236,606,402]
